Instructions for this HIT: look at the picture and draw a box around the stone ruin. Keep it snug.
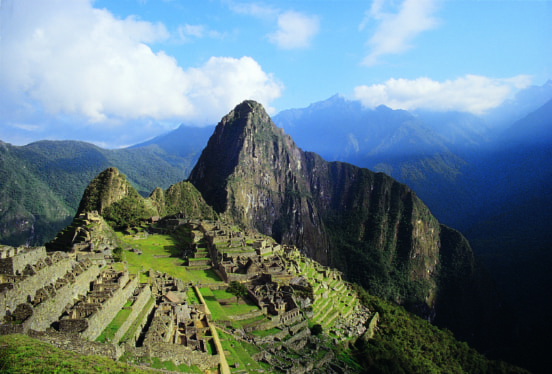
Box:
[0,246,101,334]
[0,246,221,371]
[58,266,139,341]
[247,275,302,325]
[144,301,209,353]
[0,219,375,373]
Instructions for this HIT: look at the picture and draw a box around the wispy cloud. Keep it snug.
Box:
[177,24,224,42]
[226,1,278,19]
[268,11,319,49]
[227,2,319,50]
[0,0,282,146]
[360,0,440,66]
[353,75,532,114]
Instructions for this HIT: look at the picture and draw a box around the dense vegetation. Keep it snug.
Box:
[351,285,527,374]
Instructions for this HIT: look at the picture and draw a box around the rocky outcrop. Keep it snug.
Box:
[76,167,134,216]
[50,171,216,252]
[189,101,328,263]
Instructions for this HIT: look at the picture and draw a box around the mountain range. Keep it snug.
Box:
[0,126,212,246]
[1,81,551,372]
[43,100,504,366]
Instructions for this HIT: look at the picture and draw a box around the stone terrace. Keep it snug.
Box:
[58,266,138,341]
[0,246,101,334]
[282,248,372,339]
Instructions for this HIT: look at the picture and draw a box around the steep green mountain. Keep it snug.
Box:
[46,167,216,252]
[0,138,200,246]
[188,101,500,349]
[0,141,72,246]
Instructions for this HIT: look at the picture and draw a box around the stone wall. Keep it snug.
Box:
[28,329,124,360]
[123,297,156,346]
[284,328,310,349]
[188,259,211,267]
[289,319,308,335]
[112,284,152,344]
[82,273,138,340]
[25,263,100,331]
[0,247,46,275]
[315,350,334,369]
[147,341,220,370]
[0,254,72,322]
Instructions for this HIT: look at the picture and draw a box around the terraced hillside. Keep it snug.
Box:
[1,218,527,373]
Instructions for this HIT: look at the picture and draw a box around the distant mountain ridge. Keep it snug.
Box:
[0,138,202,246]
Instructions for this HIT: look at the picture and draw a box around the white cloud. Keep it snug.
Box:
[227,1,279,19]
[268,11,319,49]
[184,56,283,121]
[0,0,282,145]
[227,3,319,50]
[353,75,533,114]
[361,0,440,66]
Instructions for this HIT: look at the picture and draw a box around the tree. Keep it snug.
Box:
[311,324,323,336]
[112,246,124,262]
[227,281,248,304]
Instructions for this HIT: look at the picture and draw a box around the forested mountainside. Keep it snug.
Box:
[0,136,207,246]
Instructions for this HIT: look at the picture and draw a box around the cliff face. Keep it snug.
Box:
[189,101,328,262]
[189,101,487,319]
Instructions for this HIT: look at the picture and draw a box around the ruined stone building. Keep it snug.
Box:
[247,277,302,325]
[58,266,138,341]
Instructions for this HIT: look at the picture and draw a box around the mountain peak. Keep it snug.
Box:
[188,100,293,214]
[188,102,491,327]
[218,100,273,134]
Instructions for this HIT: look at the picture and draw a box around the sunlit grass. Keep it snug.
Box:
[118,231,222,284]
[217,330,262,370]
[230,314,270,329]
[0,334,157,373]
[120,297,154,344]
[199,287,228,320]
[250,327,282,337]
[96,307,132,343]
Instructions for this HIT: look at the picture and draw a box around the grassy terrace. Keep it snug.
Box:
[119,231,221,284]
[199,287,262,321]
[217,330,263,371]
[120,297,155,344]
[290,255,360,331]
[96,307,132,343]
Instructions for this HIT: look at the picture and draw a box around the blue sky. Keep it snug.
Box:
[0,0,550,148]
